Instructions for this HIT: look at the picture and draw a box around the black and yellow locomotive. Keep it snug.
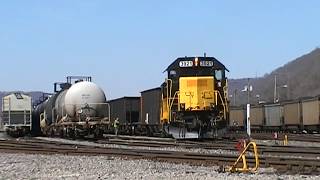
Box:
[161,56,229,138]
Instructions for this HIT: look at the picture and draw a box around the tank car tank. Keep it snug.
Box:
[64,81,106,119]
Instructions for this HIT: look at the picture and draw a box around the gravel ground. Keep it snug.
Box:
[0,153,319,180]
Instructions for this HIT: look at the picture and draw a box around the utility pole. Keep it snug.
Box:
[274,75,277,103]
[246,78,252,138]
[242,78,252,138]
[247,78,250,104]
[274,74,288,103]
[233,89,237,106]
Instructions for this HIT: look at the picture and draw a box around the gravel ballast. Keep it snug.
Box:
[0,153,319,180]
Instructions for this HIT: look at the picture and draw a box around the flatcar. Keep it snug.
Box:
[160,56,229,138]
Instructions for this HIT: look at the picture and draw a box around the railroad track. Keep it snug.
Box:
[0,138,320,175]
[92,137,320,159]
[227,132,320,143]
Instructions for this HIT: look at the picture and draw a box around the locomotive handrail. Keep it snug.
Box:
[166,78,172,122]
[215,90,227,119]
[224,79,229,113]
[168,91,180,122]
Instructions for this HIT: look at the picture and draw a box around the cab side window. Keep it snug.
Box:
[215,70,223,81]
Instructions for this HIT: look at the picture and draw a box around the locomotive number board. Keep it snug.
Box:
[200,61,214,67]
[179,60,214,67]
[179,61,194,67]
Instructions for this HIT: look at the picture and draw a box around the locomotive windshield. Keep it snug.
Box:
[168,66,225,80]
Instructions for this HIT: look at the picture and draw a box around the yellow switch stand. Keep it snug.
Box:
[227,141,260,173]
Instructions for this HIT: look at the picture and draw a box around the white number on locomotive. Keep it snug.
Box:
[200,61,214,67]
[179,61,193,67]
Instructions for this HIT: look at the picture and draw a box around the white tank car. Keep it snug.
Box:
[64,81,107,118]
[54,89,68,120]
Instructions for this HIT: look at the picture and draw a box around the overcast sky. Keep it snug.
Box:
[1,1,319,99]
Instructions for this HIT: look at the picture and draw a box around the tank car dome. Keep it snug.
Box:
[64,81,106,117]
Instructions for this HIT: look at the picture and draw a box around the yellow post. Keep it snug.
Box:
[241,140,247,170]
[284,135,288,146]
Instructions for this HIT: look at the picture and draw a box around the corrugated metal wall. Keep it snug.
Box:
[141,88,161,125]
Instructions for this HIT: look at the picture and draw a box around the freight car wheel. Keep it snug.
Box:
[93,128,103,138]
[66,128,74,139]
[59,129,64,138]
[74,129,79,138]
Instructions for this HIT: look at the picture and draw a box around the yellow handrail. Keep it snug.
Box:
[215,90,227,119]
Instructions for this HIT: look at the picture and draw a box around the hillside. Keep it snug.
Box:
[228,48,320,106]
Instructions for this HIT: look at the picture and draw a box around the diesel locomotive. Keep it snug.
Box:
[160,56,229,138]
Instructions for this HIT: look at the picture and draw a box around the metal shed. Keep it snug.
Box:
[108,97,140,124]
[141,88,161,125]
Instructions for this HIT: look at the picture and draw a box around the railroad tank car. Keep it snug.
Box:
[282,100,301,131]
[34,76,109,137]
[1,93,32,136]
[160,56,229,138]
[64,81,106,118]
[301,96,320,132]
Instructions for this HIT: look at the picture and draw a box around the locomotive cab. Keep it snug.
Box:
[161,56,229,138]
